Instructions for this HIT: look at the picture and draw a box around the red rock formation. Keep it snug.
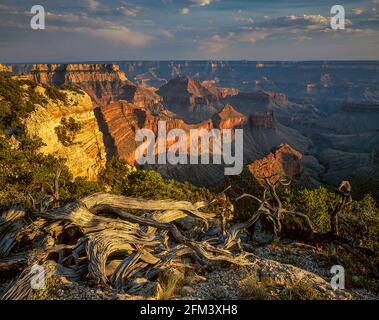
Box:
[157,76,223,123]
[225,144,305,197]
[201,80,239,98]
[30,63,128,85]
[158,76,215,105]
[100,101,216,164]
[100,101,249,165]
[26,63,171,115]
[0,64,12,73]
[212,104,247,129]
[247,144,303,186]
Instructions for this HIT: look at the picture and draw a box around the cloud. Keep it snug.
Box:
[352,8,366,15]
[238,31,270,42]
[199,30,270,54]
[83,0,99,11]
[160,29,175,39]
[199,33,234,54]
[234,17,254,24]
[51,25,152,47]
[89,27,151,46]
[41,11,152,47]
[180,0,213,13]
[190,0,213,6]
[180,7,190,15]
[115,4,142,17]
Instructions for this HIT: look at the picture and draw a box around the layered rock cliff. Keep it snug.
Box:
[26,64,172,116]
[23,85,106,180]
[30,63,128,84]
[157,76,224,123]
[100,100,215,164]
[0,64,12,73]
[211,104,247,130]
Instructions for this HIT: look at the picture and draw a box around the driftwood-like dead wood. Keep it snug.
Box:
[0,205,26,258]
[81,193,216,221]
[92,205,252,266]
[0,192,253,300]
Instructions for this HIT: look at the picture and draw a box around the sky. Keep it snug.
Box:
[0,0,379,62]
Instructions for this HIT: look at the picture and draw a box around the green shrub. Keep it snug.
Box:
[341,195,379,252]
[239,272,269,300]
[99,157,134,194]
[0,76,44,130]
[280,281,321,300]
[59,85,85,95]
[122,170,187,200]
[44,86,68,103]
[283,187,338,233]
[55,117,83,147]
[60,177,104,203]
[282,187,379,253]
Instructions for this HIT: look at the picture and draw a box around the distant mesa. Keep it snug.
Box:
[21,63,170,114]
[211,104,247,129]
[201,80,239,98]
[0,64,12,73]
[157,76,223,123]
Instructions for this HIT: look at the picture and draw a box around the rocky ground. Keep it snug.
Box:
[26,241,377,301]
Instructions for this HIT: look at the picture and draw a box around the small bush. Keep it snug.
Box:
[280,281,321,300]
[239,272,269,300]
[157,271,183,300]
[59,85,85,95]
[44,86,68,103]
[99,158,134,194]
[55,117,83,147]
[283,187,337,233]
[282,187,379,254]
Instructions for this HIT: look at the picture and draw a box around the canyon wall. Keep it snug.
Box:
[23,85,107,180]
[0,64,12,73]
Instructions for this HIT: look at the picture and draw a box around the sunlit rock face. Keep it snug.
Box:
[26,64,171,116]
[224,144,308,199]
[0,64,12,73]
[157,76,224,123]
[23,86,107,181]
[246,143,304,186]
[211,104,247,130]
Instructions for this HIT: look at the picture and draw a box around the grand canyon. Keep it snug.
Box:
[0,61,378,301]
[9,61,379,197]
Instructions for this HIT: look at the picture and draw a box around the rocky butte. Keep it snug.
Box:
[225,143,308,198]
[157,76,224,123]
[0,64,12,73]
[23,85,107,180]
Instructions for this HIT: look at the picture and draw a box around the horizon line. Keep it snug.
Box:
[4,59,379,65]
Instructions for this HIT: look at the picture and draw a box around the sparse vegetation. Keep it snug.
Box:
[55,117,83,147]
[44,85,68,103]
[157,271,184,300]
[280,281,321,300]
[59,85,85,95]
[0,76,45,130]
[239,272,269,300]
[282,187,379,254]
